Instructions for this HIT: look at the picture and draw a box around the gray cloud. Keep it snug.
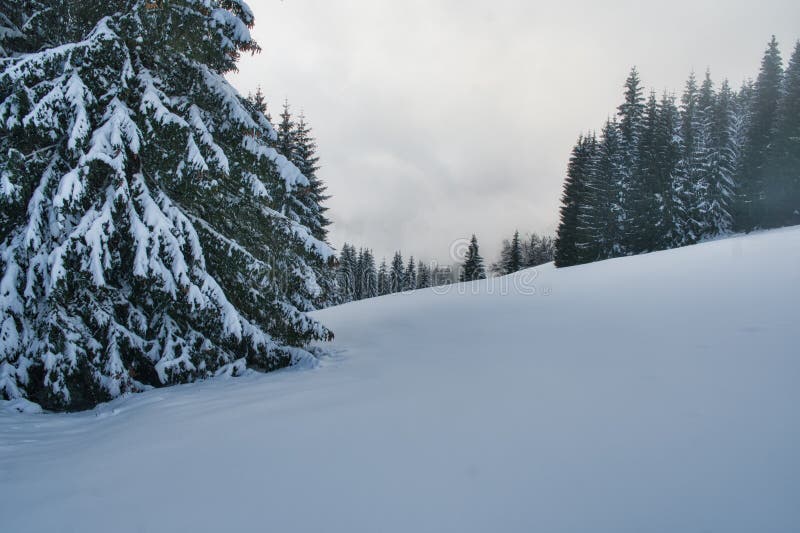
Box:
[230,0,800,264]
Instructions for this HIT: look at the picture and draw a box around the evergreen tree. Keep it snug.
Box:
[693,71,718,238]
[247,86,272,123]
[390,252,404,293]
[618,67,646,148]
[353,248,366,300]
[460,234,486,281]
[703,79,739,236]
[337,244,357,303]
[675,72,706,244]
[361,249,378,299]
[238,102,333,308]
[405,256,417,290]
[276,99,295,159]
[500,230,524,274]
[617,67,646,252]
[523,233,555,267]
[554,38,798,269]
[681,72,700,164]
[0,1,333,410]
[737,36,784,230]
[765,41,800,226]
[416,261,431,289]
[656,92,689,249]
[578,119,626,260]
[279,109,335,307]
[272,99,311,227]
[634,91,663,251]
[291,113,332,242]
[377,259,390,296]
[555,134,597,266]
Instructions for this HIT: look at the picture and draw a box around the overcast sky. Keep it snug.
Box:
[229,0,800,264]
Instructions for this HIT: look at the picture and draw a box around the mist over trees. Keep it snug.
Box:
[555,37,800,267]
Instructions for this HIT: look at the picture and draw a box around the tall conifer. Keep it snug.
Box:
[460,235,486,281]
[766,41,800,225]
[555,134,596,266]
[0,0,333,410]
[390,252,404,293]
[737,37,784,230]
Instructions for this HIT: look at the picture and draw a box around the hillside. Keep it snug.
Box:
[1,227,799,532]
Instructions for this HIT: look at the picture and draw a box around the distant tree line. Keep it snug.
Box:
[335,246,454,303]
[555,37,800,267]
[335,231,554,305]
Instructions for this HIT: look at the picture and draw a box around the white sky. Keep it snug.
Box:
[229,0,800,264]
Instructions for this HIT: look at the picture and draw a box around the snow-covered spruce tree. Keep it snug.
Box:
[765,41,800,226]
[499,230,523,274]
[404,256,416,291]
[352,246,376,301]
[702,79,739,237]
[291,112,336,306]
[577,119,626,261]
[377,258,390,296]
[460,234,486,281]
[390,252,404,293]
[292,113,331,241]
[655,92,688,250]
[634,91,664,252]
[247,86,272,124]
[0,1,333,411]
[353,247,365,300]
[268,101,335,308]
[693,70,741,240]
[737,36,784,231]
[273,100,317,243]
[361,248,378,299]
[674,72,707,245]
[336,244,356,303]
[276,99,294,161]
[616,67,645,254]
[523,233,554,268]
[555,133,596,266]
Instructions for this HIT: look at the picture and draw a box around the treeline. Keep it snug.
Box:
[335,246,454,303]
[555,37,800,267]
[335,231,554,304]
[490,231,555,275]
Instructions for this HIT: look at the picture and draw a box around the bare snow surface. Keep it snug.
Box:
[1,228,799,532]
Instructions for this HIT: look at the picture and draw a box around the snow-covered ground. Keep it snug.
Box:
[1,228,799,533]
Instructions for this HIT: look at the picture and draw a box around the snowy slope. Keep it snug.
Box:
[1,228,799,533]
